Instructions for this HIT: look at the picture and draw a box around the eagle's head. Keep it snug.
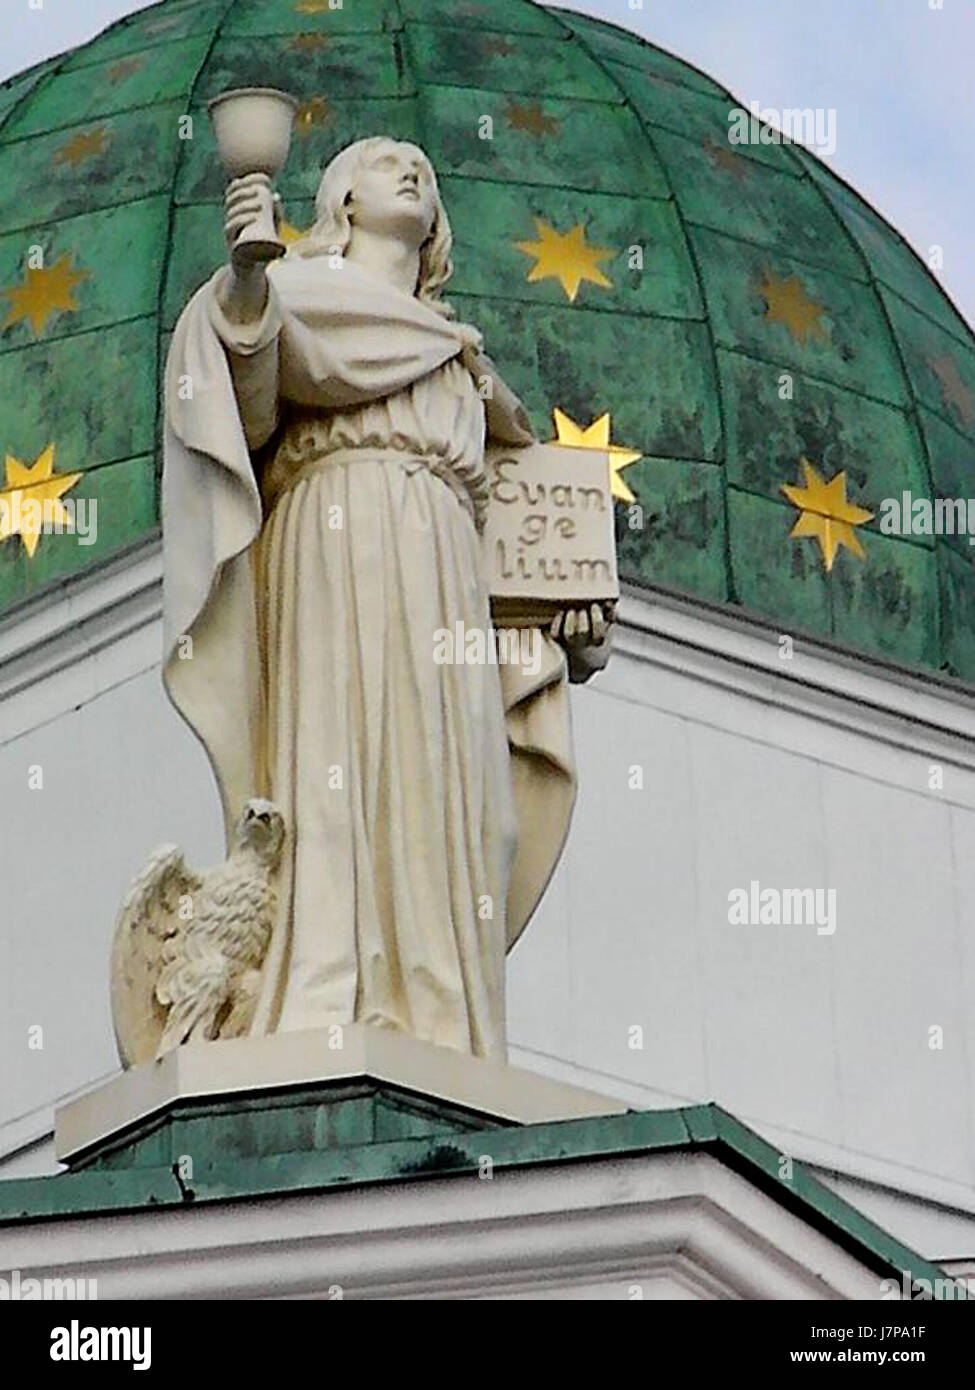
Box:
[234,799,285,864]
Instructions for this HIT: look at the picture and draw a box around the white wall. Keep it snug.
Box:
[2,544,975,1258]
[0,544,224,1161]
[509,597,975,1245]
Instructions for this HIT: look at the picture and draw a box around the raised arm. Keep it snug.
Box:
[210,173,282,451]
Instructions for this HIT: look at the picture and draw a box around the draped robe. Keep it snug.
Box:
[162,254,576,1060]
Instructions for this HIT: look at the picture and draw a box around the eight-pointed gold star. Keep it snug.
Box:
[550,407,641,504]
[2,254,88,337]
[515,219,615,303]
[53,126,109,169]
[758,270,829,346]
[781,458,873,571]
[0,445,82,558]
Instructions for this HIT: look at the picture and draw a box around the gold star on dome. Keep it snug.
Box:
[53,126,109,169]
[550,407,641,504]
[758,269,829,346]
[504,100,560,138]
[294,96,330,136]
[702,137,748,182]
[2,254,88,337]
[290,32,329,52]
[0,445,82,559]
[295,0,330,13]
[929,354,975,430]
[781,458,873,571]
[515,219,615,303]
[106,56,144,83]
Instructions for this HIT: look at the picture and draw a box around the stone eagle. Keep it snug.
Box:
[110,800,285,1067]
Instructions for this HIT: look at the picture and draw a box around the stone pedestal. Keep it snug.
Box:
[55,1026,628,1168]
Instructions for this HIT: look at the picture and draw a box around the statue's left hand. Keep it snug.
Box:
[550,602,616,684]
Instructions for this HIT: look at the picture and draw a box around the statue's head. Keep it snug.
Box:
[292,136,454,315]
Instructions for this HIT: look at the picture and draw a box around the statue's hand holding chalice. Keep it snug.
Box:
[224,174,280,267]
[208,87,298,322]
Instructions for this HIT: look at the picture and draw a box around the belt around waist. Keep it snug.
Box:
[262,446,479,522]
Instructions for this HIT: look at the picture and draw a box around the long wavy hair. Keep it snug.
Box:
[290,137,455,318]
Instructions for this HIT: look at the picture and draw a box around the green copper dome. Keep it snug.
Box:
[2,0,975,680]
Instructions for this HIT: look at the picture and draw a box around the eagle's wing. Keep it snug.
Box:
[110,845,204,1068]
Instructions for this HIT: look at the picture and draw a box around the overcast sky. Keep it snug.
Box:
[2,0,973,326]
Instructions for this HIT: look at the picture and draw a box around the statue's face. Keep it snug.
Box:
[346,141,437,246]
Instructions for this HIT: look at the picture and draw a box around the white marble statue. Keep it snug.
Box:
[157,136,612,1062]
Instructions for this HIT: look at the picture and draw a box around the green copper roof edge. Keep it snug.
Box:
[0,0,178,141]
[57,14,206,77]
[0,49,73,144]
[0,53,57,96]
[0,1098,962,1294]
[690,1106,959,1296]
[878,279,975,371]
[791,145,975,346]
[552,1,975,355]
[544,5,735,106]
